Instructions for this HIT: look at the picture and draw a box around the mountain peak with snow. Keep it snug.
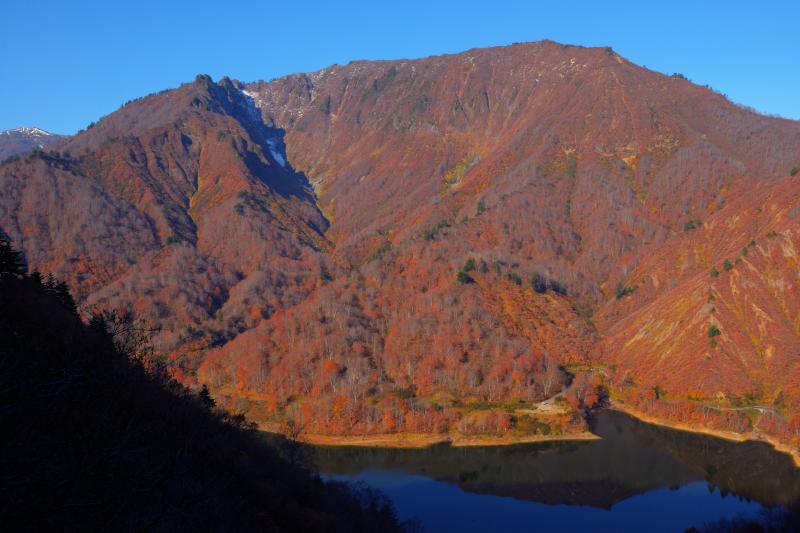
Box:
[3,126,55,137]
[0,126,67,160]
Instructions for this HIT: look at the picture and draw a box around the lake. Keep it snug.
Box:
[315,410,800,532]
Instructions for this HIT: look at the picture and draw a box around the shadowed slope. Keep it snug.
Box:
[0,271,404,531]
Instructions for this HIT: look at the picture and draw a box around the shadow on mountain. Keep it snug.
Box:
[0,240,404,531]
[244,126,321,207]
[215,77,323,212]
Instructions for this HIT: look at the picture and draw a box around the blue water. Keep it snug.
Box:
[326,470,761,532]
[315,411,800,532]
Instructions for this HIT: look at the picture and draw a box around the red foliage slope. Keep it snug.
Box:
[2,41,800,441]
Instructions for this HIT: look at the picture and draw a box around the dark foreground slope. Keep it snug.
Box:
[0,263,404,531]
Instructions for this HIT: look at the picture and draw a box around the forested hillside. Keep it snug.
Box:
[2,40,800,449]
[0,240,405,531]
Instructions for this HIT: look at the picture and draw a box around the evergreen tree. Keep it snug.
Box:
[52,281,79,316]
[199,384,216,409]
[456,270,474,284]
[0,239,26,280]
[41,274,79,316]
[88,313,109,336]
[29,270,43,286]
[530,272,547,293]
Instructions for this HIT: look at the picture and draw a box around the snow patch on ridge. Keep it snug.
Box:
[266,139,286,167]
[238,87,287,168]
[2,127,54,137]
[239,89,263,123]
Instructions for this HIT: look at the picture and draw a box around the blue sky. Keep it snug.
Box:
[2,0,798,134]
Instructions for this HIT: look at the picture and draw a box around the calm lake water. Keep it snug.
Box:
[315,411,800,532]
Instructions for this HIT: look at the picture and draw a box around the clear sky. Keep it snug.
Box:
[2,0,798,134]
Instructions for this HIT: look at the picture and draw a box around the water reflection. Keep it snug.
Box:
[314,411,800,532]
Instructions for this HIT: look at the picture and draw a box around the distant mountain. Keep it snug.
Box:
[0,126,67,160]
[2,41,800,450]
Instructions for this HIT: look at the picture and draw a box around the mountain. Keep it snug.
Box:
[1,41,799,448]
[0,260,404,531]
[0,126,67,160]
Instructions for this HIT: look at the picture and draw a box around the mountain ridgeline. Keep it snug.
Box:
[2,41,800,449]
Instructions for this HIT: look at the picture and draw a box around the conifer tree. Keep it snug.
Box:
[199,384,216,409]
[53,280,79,316]
[0,239,26,279]
[89,313,109,336]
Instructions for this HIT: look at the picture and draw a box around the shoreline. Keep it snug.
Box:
[295,431,600,448]
[609,400,800,468]
[257,420,601,448]
[259,404,800,466]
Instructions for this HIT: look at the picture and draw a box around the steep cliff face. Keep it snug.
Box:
[2,41,800,439]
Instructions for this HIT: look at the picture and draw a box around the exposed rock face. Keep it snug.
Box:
[2,41,800,438]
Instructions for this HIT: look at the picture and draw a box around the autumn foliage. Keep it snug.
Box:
[2,41,800,445]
